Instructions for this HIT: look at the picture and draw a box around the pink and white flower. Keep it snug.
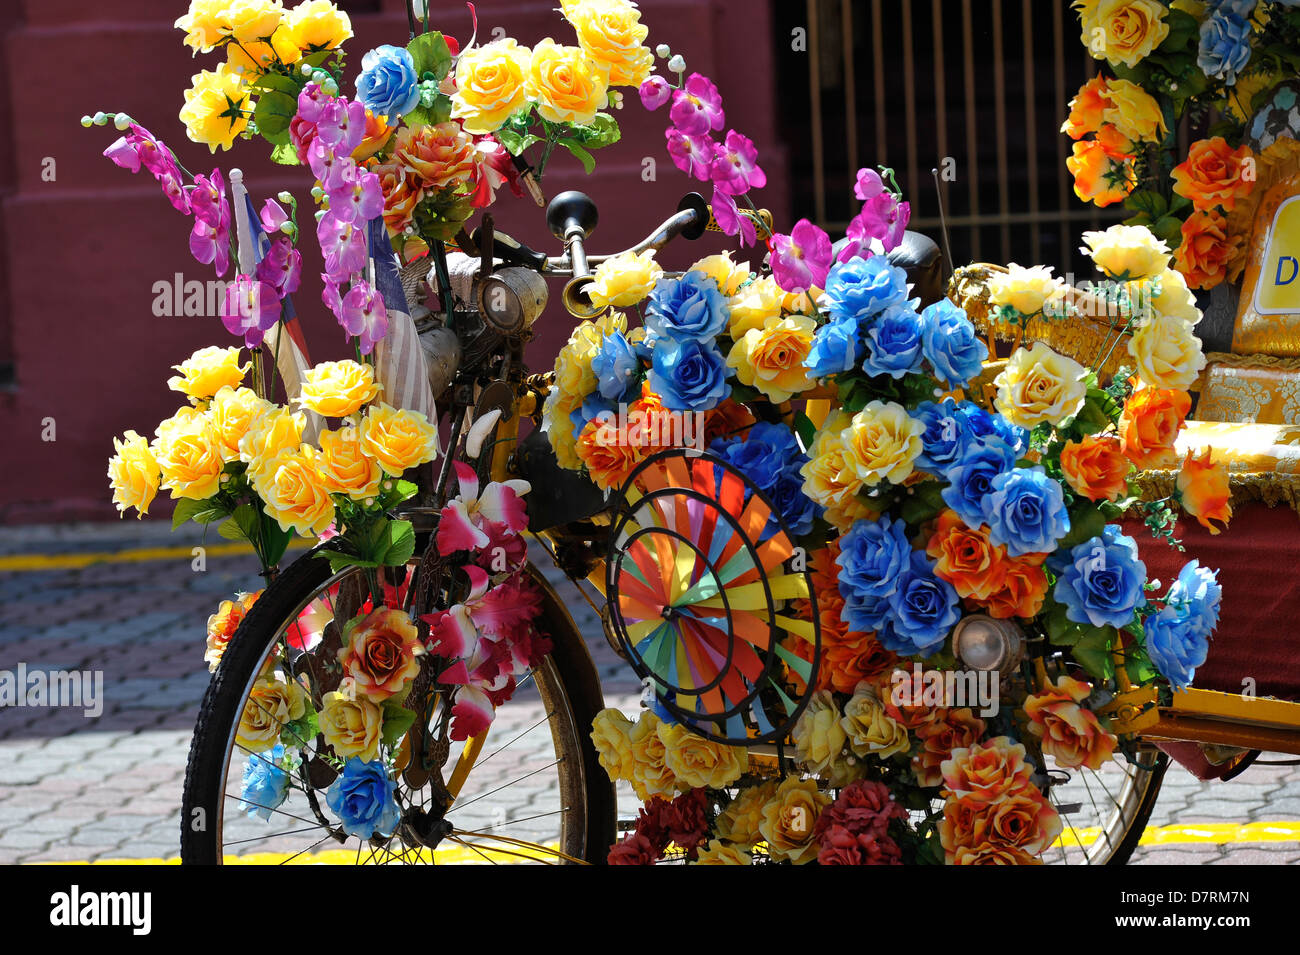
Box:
[436,461,530,555]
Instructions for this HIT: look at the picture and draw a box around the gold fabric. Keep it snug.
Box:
[1231,162,1300,357]
[1197,353,1300,424]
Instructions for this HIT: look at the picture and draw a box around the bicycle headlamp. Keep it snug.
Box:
[952,614,1025,674]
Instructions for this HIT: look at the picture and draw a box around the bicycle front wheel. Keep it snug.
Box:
[181,547,615,864]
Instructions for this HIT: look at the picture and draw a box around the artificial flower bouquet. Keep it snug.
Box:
[552,173,1229,861]
[1063,0,1300,290]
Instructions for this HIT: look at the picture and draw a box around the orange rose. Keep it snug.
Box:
[626,383,672,452]
[337,607,424,701]
[1119,386,1190,469]
[352,109,395,163]
[1177,446,1232,535]
[1174,208,1241,290]
[983,788,1062,857]
[881,670,945,731]
[1067,136,1134,207]
[575,416,644,491]
[913,708,986,788]
[940,736,1033,806]
[951,844,1043,865]
[204,590,261,672]
[1094,123,1137,161]
[392,122,476,192]
[374,159,423,235]
[1060,75,1109,140]
[703,399,756,446]
[1024,675,1118,770]
[1060,435,1131,502]
[925,509,1007,601]
[1172,137,1255,213]
[980,556,1049,619]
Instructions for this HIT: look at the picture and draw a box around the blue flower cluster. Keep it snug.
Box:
[356,45,421,120]
[836,516,959,657]
[1144,561,1223,691]
[1197,3,1254,85]
[806,258,987,388]
[1053,525,1148,630]
[238,743,290,822]
[644,271,730,411]
[326,756,401,839]
[710,421,818,538]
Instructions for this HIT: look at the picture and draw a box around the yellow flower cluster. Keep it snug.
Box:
[987,263,1069,320]
[586,249,663,310]
[589,707,748,800]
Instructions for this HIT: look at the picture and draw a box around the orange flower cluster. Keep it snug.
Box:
[1172,137,1255,214]
[1174,208,1243,290]
[939,737,1063,865]
[1118,386,1190,469]
[1023,675,1118,771]
[1059,435,1131,502]
[925,510,1049,620]
[574,383,672,491]
[805,544,897,694]
[372,122,477,235]
[1177,447,1232,535]
[1061,77,1137,207]
[913,707,986,788]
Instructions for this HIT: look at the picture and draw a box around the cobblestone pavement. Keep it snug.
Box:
[1,521,1298,864]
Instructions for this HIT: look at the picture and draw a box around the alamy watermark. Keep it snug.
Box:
[890,664,1001,718]
[0,663,104,718]
[593,403,707,453]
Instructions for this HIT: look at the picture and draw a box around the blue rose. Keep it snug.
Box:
[644,271,729,345]
[1143,607,1209,692]
[880,551,961,657]
[836,516,911,631]
[912,399,973,476]
[710,421,801,491]
[805,315,861,378]
[769,472,819,539]
[356,45,422,121]
[819,256,909,323]
[862,303,926,379]
[983,466,1070,557]
[1054,525,1147,629]
[326,757,401,839]
[592,330,642,402]
[922,298,988,388]
[956,402,1028,457]
[649,337,729,411]
[238,743,290,821]
[1166,559,1223,636]
[940,440,1016,528]
[1197,11,1253,85]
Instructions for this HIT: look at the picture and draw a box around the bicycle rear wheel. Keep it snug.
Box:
[181,547,615,864]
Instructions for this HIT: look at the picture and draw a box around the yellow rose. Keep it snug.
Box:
[1149,268,1200,324]
[153,412,225,501]
[628,711,677,800]
[180,62,251,152]
[587,249,663,309]
[840,400,925,487]
[543,389,584,470]
[358,402,440,474]
[690,251,751,296]
[316,426,383,500]
[987,263,1067,317]
[451,38,533,134]
[175,0,230,54]
[1081,224,1170,280]
[800,413,876,531]
[841,683,911,760]
[993,342,1089,429]
[223,0,284,44]
[226,30,302,73]
[240,407,305,479]
[693,839,753,865]
[791,690,850,780]
[283,0,352,50]
[298,359,382,418]
[525,38,609,125]
[108,430,160,518]
[237,676,307,752]
[758,776,831,864]
[209,386,275,461]
[1077,0,1169,69]
[1102,78,1166,144]
[319,687,383,761]
[727,275,784,338]
[253,445,337,536]
[566,0,654,87]
[590,707,637,782]
[714,780,777,847]
[1128,313,1206,391]
[553,321,604,398]
[726,314,816,403]
[657,722,747,790]
[168,345,249,402]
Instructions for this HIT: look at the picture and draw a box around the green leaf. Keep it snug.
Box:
[899,481,946,527]
[321,550,381,573]
[564,113,622,149]
[1060,501,1105,550]
[558,139,596,175]
[262,518,293,567]
[249,72,303,98]
[792,411,817,449]
[253,90,297,145]
[1123,189,1167,219]
[375,519,416,567]
[496,128,543,155]
[408,31,453,80]
[1073,627,1117,681]
[380,703,418,748]
[281,707,319,749]
[172,497,228,529]
[217,517,249,542]
[270,141,300,165]
[1150,215,1185,247]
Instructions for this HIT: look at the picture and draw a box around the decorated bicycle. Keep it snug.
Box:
[95,0,1300,865]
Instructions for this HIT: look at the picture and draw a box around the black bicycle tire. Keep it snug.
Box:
[1100,748,1169,866]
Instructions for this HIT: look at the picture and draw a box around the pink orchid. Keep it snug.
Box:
[315,98,367,154]
[190,170,228,229]
[436,461,530,555]
[260,198,290,234]
[669,73,724,136]
[854,167,885,201]
[104,136,141,172]
[157,168,193,214]
[307,138,348,192]
[326,163,384,224]
[321,274,344,314]
[769,218,833,293]
[190,218,231,277]
[854,192,911,253]
[256,234,302,297]
[666,127,713,181]
[711,186,757,247]
[449,685,495,740]
[710,130,765,196]
[639,75,672,111]
[317,211,368,280]
[220,274,281,346]
[336,279,388,354]
[296,82,331,124]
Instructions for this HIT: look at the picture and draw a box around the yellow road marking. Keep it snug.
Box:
[0,539,311,572]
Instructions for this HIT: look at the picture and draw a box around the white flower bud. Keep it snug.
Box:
[93,112,108,126]
[655,43,671,58]
[113,114,132,130]
[80,115,94,127]
[668,54,686,73]
[276,190,293,204]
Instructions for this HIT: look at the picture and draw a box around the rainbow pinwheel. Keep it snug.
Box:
[606,449,820,744]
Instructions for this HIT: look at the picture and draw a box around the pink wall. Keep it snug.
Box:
[0,0,787,523]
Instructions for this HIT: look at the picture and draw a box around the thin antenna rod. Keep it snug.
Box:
[931,167,955,278]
